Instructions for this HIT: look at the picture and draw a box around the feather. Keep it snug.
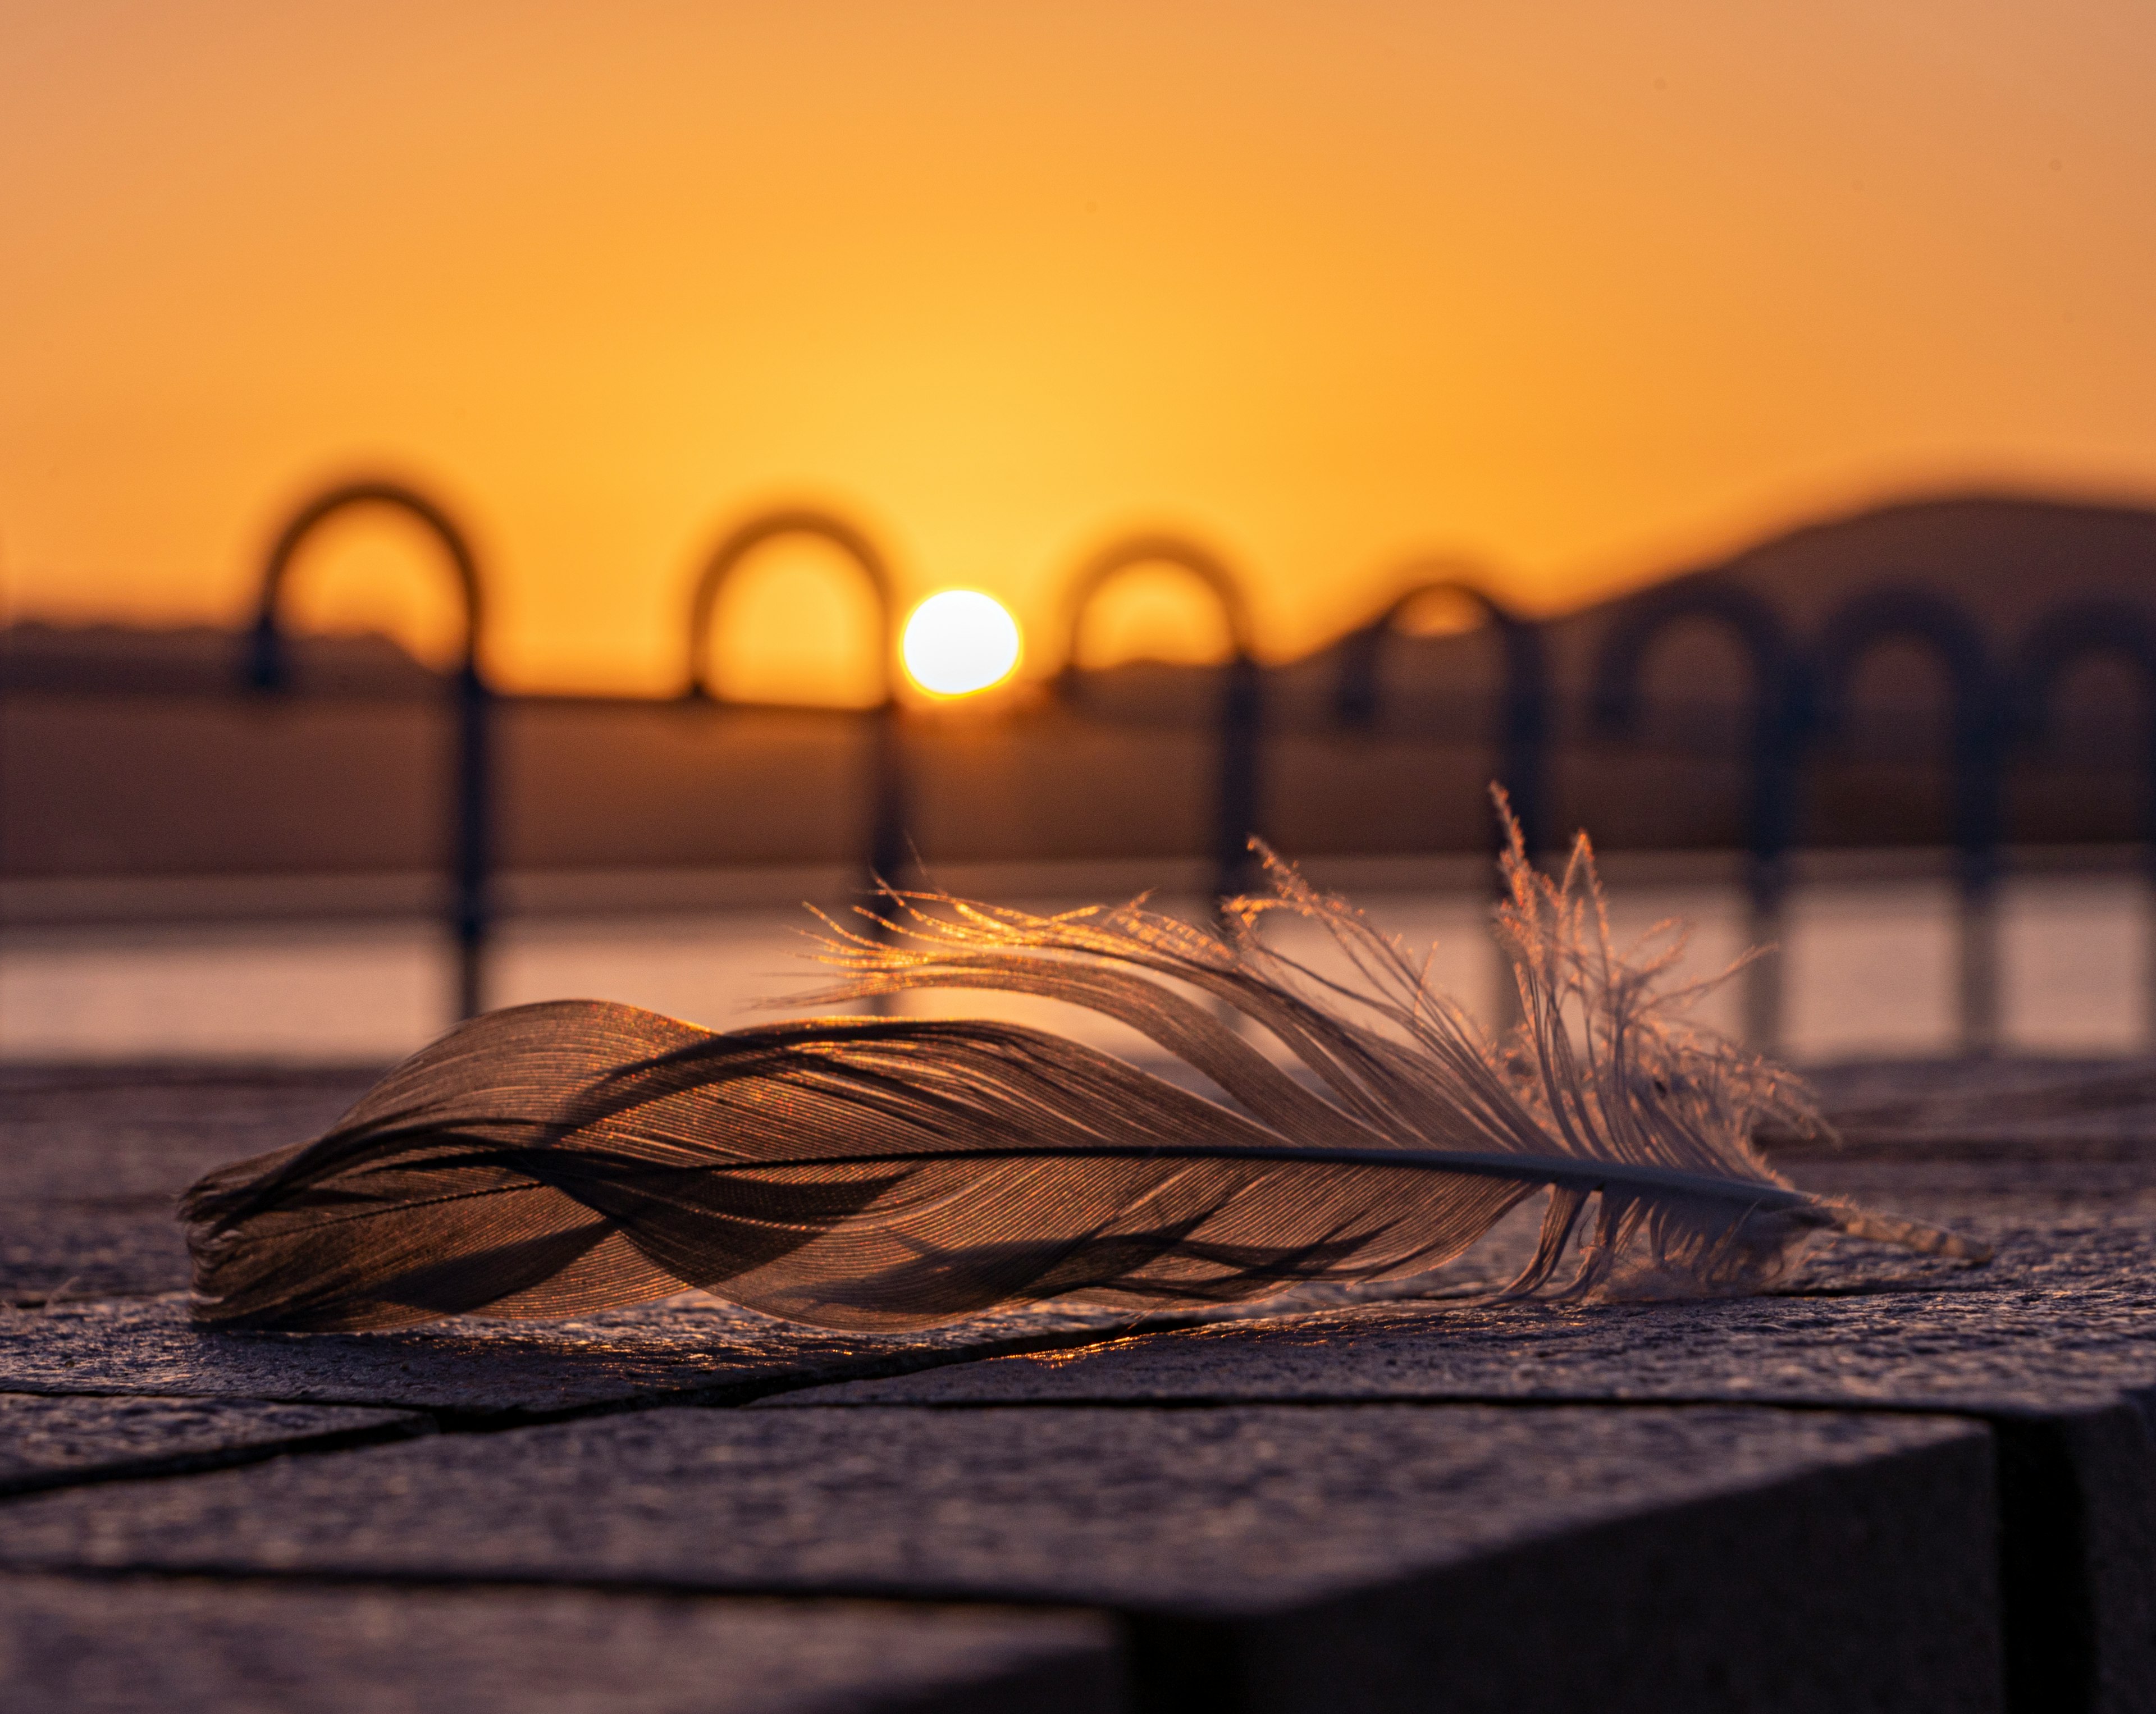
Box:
[181,811,1987,1333]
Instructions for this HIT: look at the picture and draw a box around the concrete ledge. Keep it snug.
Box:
[10,1063,2152,1711]
[770,1223,2156,1713]
[0,1404,2000,1714]
[0,1575,1123,1714]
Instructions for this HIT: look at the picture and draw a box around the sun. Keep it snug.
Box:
[901,589,1023,697]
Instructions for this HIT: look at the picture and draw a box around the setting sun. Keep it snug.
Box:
[901,589,1023,697]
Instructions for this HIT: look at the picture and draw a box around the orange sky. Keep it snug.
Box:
[4,1,2154,696]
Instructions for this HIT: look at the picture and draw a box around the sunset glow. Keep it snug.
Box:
[4,5,2154,694]
[902,590,1023,698]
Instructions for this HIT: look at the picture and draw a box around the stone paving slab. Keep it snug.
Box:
[769,1180,2156,1713]
[2,1060,2140,1711]
[0,1066,376,1303]
[0,1067,379,1200]
[0,1575,1123,1714]
[766,1222,2156,1415]
[0,1293,1164,1416]
[6,1121,2124,1416]
[0,1393,425,1495]
[1798,1058,2156,1149]
[0,1402,2000,1714]
[764,1146,2156,1419]
[1,1207,193,1305]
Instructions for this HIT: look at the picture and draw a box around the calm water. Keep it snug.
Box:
[3,872,2149,1065]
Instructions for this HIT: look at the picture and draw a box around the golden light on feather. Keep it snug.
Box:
[902,589,1024,698]
[181,809,1988,1336]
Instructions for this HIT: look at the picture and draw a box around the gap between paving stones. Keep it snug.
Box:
[0,1300,1487,1507]
[0,1298,1218,1420]
[0,1411,432,1500]
[0,1265,2105,1481]
[1,1298,2051,1455]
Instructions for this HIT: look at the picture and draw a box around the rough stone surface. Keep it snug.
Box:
[1,1210,194,1306]
[16,1145,2128,1420]
[765,1219,2156,1415]
[1798,1058,2156,1148]
[0,1403,2000,1714]
[0,1067,375,1302]
[0,1576,1123,1714]
[0,1064,1179,1411]
[10,1058,2152,1712]
[0,1393,424,1494]
[757,1142,2156,1418]
[0,1067,378,1196]
[769,1153,2156,1714]
[0,1293,1157,1415]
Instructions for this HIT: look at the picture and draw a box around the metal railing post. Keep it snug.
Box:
[1335,575,1547,1033]
[2012,598,2156,1048]
[1058,535,1262,907]
[451,657,491,1021]
[1590,581,1798,1049]
[244,479,492,1024]
[684,508,908,916]
[1809,589,2001,1056]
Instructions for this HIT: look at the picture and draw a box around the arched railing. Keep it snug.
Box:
[1059,534,1260,903]
[244,479,492,1023]
[1591,579,1798,1046]
[684,507,909,897]
[2013,598,2156,1042]
[1336,574,1548,866]
[1808,588,2002,1054]
[170,473,2156,1063]
[1333,572,1546,1030]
